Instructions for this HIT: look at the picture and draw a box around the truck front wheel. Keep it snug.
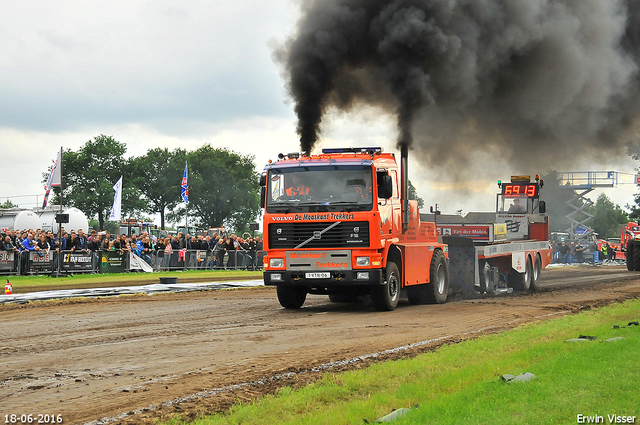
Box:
[371,261,400,311]
[276,285,307,309]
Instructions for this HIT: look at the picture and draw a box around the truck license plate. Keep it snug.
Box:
[305,272,330,279]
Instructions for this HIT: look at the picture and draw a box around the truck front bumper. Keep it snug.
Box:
[263,269,383,287]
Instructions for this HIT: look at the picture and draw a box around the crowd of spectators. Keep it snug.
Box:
[550,239,616,263]
[0,228,263,274]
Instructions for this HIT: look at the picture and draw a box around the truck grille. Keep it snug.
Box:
[268,221,369,249]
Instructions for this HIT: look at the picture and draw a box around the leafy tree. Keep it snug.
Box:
[0,199,18,208]
[131,147,186,230]
[407,180,424,209]
[167,145,260,233]
[587,194,628,239]
[60,135,144,230]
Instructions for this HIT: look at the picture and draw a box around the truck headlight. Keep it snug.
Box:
[356,272,370,280]
[356,256,370,267]
[270,258,284,268]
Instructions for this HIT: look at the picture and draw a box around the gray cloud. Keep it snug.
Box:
[279,0,640,175]
[0,1,293,134]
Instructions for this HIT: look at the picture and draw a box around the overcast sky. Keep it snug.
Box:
[1,0,638,219]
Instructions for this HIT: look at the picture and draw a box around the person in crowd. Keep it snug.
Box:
[187,235,199,269]
[567,242,576,263]
[36,233,50,253]
[213,237,225,269]
[156,237,165,270]
[139,236,153,266]
[68,232,81,252]
[558,241,569,263]
[237,237,252,269]
[575,241,584,263]
[600,242,609,262]
[88,234,102,271]
[255,236,263,269]
[3,234,18,252]
[223,235,236,268]
[162,237,173,270]
[89,234,102,251]
[77,229,88,251]
[170,235,181,268]
[20,232,36,274]
[101,234,110,250]
[607,242,616,261]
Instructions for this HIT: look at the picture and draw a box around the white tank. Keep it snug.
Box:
[0,210,42,233]
[38,207,89,233]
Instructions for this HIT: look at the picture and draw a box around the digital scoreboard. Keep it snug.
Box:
[501,183,539,198]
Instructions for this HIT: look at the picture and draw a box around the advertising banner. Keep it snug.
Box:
[61,251,94,272]
[29,251,54,273]
[0,251,16,271]
[100,250,126,273]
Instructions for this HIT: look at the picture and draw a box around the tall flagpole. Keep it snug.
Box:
[56,147,64,277]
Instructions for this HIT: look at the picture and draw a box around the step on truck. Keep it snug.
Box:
[435,175,553,294]
[260,146,449,311]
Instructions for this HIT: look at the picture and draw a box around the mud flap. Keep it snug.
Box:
[442,236,475,293]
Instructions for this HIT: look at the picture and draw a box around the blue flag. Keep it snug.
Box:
[181,162,189,204]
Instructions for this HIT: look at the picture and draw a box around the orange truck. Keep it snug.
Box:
[260,147,448,311]
[260,148,552,310]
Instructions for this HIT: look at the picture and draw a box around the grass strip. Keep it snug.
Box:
[166,299,640,425]
[3,269,262,291]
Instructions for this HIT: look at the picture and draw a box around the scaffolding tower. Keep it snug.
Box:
[557,171,619,240]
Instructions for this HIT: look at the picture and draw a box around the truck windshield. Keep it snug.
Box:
[266,165,373,213]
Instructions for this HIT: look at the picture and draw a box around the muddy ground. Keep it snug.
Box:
[2,265,640,424]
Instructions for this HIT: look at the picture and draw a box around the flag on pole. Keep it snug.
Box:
[181,162,189,204]
[42,150,62,209]
[109,176,123,221]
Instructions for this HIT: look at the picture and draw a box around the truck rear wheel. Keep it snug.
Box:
[530,254,542,291]
[632,241,640,271]
[371,261,400,311]
[479,261,494,294]
[512,257,532,291]
[626,242,634,271]
[425,250,449,304]
[276,285,307,309]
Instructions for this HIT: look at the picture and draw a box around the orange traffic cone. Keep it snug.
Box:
[5,279,12,295]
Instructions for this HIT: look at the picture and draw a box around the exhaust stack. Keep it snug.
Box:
[401,145,409,234]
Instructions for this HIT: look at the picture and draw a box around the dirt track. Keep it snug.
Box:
[2,265,640,424]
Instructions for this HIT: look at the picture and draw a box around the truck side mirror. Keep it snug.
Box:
[259,173,266,187]
[260,187,266,207]
[538,200,546,214]
[377,174,393,199]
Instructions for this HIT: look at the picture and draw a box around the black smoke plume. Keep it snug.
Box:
[278,0,640,171]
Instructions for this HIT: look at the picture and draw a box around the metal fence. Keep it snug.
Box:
[153,249,263,271]
[0,249,263,276]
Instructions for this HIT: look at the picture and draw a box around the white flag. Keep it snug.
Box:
[109,176,123,221]
[42,150,62,209]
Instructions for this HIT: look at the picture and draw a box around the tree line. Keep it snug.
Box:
[45,135,261,233]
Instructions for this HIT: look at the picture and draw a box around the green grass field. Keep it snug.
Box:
[4,269,262,292]
[165,299,640,425]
